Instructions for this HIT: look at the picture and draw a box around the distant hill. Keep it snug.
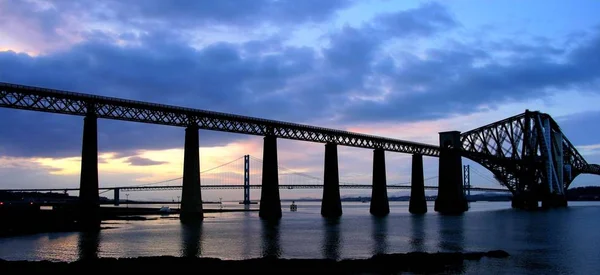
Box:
[566,186,600,201]
[0,191,110,203]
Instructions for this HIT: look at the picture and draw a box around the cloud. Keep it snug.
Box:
[125,156,168,166]
[55,0,353,27]
[0,0,90,54]
[336,30,600,123]
[106,0,353,27]
[556,110,600,147]
[0,0,354,54]
[1,2,600,162]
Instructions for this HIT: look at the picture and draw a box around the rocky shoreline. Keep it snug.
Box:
[0,250,509,274]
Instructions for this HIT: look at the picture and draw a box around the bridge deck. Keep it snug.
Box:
[0,82,440,156]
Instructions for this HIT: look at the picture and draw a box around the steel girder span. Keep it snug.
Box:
[0,82,439,156]
[460,110,600,196]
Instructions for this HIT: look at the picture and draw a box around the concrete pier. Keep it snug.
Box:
[180,125,203,222]
[321,143,342,218]
[511,194,539,209]
[370,149,389,216]
[409,154,427,214]
[79,113,100,228]
[259,135,282,220]
[434,131,468,215]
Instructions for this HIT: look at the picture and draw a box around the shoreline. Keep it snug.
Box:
[0,206,256,238]
[0,250,509,273]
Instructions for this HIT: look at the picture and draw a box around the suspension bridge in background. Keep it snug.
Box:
[3,154,510,204]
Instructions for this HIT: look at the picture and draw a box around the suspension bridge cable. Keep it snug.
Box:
[200,156,245,174]
[250,155,438,186]
[250,156,323,183]
[388,175,439,185]
[470,167,500,185]
[251,155,365,185]
[470,166,496,181]
[117,156,245,188]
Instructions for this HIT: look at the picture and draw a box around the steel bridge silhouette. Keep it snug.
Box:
[1,82,599,224]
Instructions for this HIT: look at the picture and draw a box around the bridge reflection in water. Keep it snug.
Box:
[322,218,341,260]
[4,202,595,274]
[261,220,281,258]
[181,222,203,258]
[77,230,101,260]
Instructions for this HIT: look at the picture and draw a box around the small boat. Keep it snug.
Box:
[290,201,297,212]
[159,206,171,214]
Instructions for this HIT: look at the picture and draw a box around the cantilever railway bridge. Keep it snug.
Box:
[1,82,598,221]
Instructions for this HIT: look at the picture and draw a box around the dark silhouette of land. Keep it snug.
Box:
[0,191,255,237]
[0,250,509,274]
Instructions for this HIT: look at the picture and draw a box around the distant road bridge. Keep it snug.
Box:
[1,82,599,224]
[1,184,509,193]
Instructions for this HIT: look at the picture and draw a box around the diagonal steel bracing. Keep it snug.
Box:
[460,110,600,196]
[0,82,440,156]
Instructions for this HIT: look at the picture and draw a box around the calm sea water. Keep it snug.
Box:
[1,201,600,274]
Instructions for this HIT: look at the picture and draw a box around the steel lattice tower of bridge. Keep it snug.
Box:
[461,110,600,208]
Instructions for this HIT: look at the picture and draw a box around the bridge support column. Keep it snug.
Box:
[409,154,427,214]
[259,135,282,220]
[180,125,203,223]
[321,143,342,218]
[434,131,468,215]
[113,188,120,206]
[79,113,100,228]
[370,149,389,216]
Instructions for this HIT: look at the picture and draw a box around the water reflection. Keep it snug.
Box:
[321,218,341,260]
[371,216,388,255]
[518,211,558,272]
[410,215,426,251]
[437,215,464,252]
[78,229,101,260]
[180,222,203,258]
[260,220,281,258]
[241,207,254,259]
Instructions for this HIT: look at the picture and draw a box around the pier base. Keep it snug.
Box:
[434,131,468,215]
[409,154,427,214]
[180,125,203,223]
[259,135,282,220]
[541,194,568,209]
[370,149,389,217]
[511,194,539,210]
[321,143,342,218]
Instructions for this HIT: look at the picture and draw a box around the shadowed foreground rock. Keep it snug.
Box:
[0,251,508,274]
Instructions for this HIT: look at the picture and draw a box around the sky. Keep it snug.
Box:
[1,0,600,202]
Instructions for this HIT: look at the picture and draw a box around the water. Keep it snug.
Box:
[1,201,600,274]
